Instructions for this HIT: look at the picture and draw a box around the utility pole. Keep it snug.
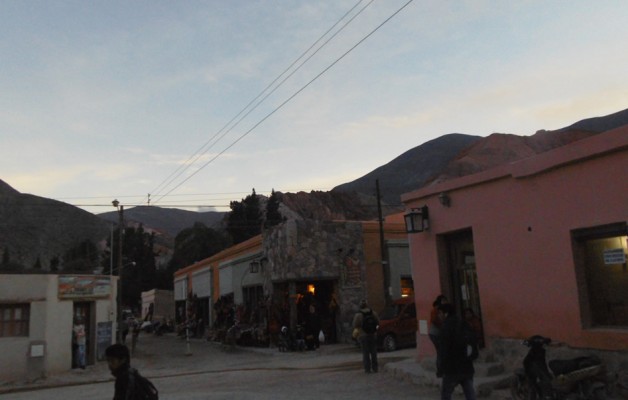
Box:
[376,180,392,306]
[112,200,124,343]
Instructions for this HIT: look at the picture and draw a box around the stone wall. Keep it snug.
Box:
[263,219,369,342]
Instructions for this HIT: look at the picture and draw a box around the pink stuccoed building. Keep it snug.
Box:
[402,125,628,360]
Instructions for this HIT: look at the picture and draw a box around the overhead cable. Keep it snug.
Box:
[146,0,369,206]
[152,0,414,205]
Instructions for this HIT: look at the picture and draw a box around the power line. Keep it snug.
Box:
[146,0,370,205]
[152,0,415,206]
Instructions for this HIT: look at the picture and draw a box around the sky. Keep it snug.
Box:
[2,1,627,214]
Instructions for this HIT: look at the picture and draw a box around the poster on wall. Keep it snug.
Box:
[96,321,113,361]
[343,254,361,287]
[603,248,626,265]
[58,275,111,299]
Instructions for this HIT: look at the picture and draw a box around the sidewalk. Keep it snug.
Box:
[0,333,511,398]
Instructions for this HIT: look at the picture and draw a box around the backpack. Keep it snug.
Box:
[128,368,159,400]
[361,310,378,334]
[455,320,479,361]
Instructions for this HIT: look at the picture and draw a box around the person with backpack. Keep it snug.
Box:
[352,299,379,373]
[437,303,478,400]
[105,343,158,400]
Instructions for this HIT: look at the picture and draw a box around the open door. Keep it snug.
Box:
[73,302,94,367]
[443,229,485,347]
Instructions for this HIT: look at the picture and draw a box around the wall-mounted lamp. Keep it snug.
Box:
[404,206,429,233]
[249,260,260,273]
[438,192,451,207]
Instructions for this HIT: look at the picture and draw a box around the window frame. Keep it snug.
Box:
[0,303,31,337]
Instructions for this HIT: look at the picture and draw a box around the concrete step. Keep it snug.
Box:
[419,356,506,378]
[387,358,514,398]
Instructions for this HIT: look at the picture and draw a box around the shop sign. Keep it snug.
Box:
[96,321,113,361]
[58,275,112,299]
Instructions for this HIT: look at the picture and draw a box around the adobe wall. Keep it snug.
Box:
[404,128,628,358]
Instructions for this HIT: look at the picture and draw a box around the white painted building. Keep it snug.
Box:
[0,274,117,382]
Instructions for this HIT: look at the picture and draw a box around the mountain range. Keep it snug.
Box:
[1,107,627,271]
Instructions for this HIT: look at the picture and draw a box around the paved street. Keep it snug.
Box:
[0,333,502,400]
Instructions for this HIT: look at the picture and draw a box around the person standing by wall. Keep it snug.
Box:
[352,299,379,373]
[438,303,477,400]
[73,317,87,369]
[130,318,140,354]
[430,294,448,374]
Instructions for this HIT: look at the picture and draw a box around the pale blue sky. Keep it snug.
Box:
[2,1,627,213]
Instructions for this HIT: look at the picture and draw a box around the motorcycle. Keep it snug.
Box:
[510,335,607,400]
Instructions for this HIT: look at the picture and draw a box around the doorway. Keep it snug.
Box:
[72,302,94,367]
[273,280,339,344]
[442,229,485,347]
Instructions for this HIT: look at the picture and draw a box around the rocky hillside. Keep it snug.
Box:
[335,108,628,198]
[276,190,384,222]
[2,107,626,272]
[332,133,482,205]
[0,180,110,270]
[427,128,598,185]
[426,108,628,185]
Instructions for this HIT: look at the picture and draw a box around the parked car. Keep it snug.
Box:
[377,297,417,352]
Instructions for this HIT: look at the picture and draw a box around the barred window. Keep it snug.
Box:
[0,304,30,337]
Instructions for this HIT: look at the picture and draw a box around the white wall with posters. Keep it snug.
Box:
[0,274,116,383]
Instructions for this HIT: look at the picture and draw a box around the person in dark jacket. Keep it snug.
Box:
[437,303,477,400]
[352,299,379,373]
[106,343,135,400]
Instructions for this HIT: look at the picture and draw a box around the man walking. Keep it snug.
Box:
[352,299,379,373]
[437,303,477,400]
[105,343,158,400]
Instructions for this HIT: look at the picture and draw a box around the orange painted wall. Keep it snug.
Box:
[403,126,628,356]
[174,235,263,303]
[361,221,408,312]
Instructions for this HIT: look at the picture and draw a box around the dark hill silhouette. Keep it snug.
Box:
[98,206,225,238]
[0,181,110,271]
[561,107,628,132]
[332,134,482,205]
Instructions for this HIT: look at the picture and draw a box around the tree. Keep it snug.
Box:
[159,222,229,289]
[169,222,229,269]
[63,240,99,273]
[121,225,158,311]
[101,225,158,311]
[227,188,262,245]
[264,189,284,229]
[0,247,24,272]
[50,256,60,272]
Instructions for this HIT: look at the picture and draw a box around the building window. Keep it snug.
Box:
[0,304,30,337]
[243,285,263,312]
[573,222,628,328]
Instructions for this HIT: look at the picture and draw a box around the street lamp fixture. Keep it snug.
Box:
[404,206,430,233]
